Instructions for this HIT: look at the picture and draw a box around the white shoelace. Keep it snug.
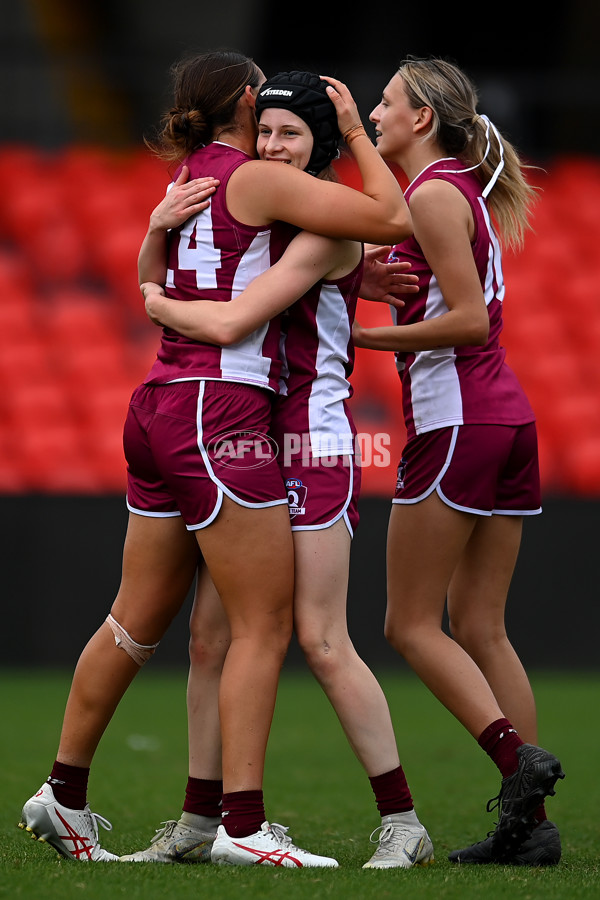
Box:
[150,820,178,844]
[368,821,419,856]
[90,812,113,834]
[268,823,293,846]
[369,822,396,845]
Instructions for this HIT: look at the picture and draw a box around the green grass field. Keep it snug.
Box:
[1,668,598,899]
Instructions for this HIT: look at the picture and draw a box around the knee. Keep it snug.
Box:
[383,616,408,656]
[246,610,293,662]
[383,615,429,660]
[105,614,159,667]
[297,628,345,681]
[188,629,230,674]
[448,616,506,657]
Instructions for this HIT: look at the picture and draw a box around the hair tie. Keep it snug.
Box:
[434,113,505,197]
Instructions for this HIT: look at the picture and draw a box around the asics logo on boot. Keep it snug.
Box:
[232,840,303,867]
[55,810,94,860]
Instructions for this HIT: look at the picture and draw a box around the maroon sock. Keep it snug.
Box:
[369,765,414,816]
[478,718,524,778]
[47,761,89,809]
[534,803,547,824]
[221,790,265,838]
[182,777,223,818]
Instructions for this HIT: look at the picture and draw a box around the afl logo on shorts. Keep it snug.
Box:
[207,430,279,469]
[285,477,307,517]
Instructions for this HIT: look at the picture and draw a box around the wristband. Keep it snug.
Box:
[342,124,367,146]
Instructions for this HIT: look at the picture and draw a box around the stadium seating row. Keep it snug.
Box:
[0,147,599,496]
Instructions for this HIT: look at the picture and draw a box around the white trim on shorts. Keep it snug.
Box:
[194,381,288,523]
[290,453,355,538]
[186,489,224,532]
[436,482,493,517]
[392,424,542,517]
[491,506,542,516]
[125,500,181,518]
[392,425,459,507]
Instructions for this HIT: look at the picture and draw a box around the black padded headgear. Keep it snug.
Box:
[255,71,340,176]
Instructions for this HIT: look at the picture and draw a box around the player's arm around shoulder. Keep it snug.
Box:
[142,232,351,347]
[209,231,356,342]
[228,158,410,245]
[241,230,348,306]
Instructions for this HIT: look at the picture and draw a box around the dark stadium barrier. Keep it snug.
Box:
[1,494,597,671]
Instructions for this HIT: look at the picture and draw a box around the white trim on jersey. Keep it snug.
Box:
[307,283,354,456]
[166,200,278,391]
[408,278,464,434]
[406,157,457,192]
[478,197,506,305]
[219,230,275,385]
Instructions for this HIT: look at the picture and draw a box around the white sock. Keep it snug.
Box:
[383,809,420,827]
[179,810,221,830]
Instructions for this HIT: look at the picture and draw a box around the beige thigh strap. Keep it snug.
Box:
[106,614,159,666]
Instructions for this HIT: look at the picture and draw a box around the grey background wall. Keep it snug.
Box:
[1,495,597,671]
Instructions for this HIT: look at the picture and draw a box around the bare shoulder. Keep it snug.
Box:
[229,158,305,189]
[410,178,472,238]
[278,231,360,280]
[410,178,469,215]
[227,159,310,225]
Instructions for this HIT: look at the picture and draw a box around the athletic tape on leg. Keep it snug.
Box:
[106,614,159,666]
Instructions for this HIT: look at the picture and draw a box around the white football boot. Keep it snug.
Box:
[19,782,118,861]
[363,812,434,868]
[120,812,220,862]
[211,821,338,868]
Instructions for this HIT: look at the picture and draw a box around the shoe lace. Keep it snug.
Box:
[486,792,501,814]
[369,822,395,846]
[486,761,522,816]
[368,821,414,853]
[89,811,113,839]
[269,823,293,847]
[150,820,178,845]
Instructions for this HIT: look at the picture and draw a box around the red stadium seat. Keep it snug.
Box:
[7,381,78,430]
[1,146,599,497]
[17,422,102,493]
[0,335,54,385]
[0,292,40,344]
[0,248,36,295]
[43,288,126,347]
[56,340,133,397]
[562,437,600,495]
[26,219,89,284]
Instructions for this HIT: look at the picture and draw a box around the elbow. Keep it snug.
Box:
[380,208,413,245]
[213,320,244,346]
[464,317,490,346]
[216,329,237,346]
